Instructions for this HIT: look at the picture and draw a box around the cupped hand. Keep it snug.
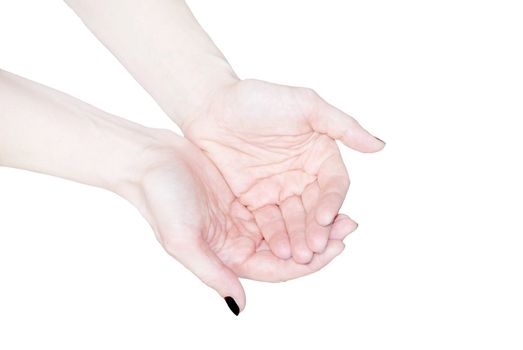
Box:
[181,79,384,264]
[127,132,353,314]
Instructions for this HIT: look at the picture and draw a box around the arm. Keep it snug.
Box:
[0,69,245,311]
[0,69,159,195]
[0,69,350,314]
[64,0,380,263]
[64,0,237,124]
[0,69,243,310]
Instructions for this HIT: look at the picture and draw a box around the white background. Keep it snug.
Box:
[1,0,522,349]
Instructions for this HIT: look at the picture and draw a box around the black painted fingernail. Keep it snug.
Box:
[224,296,240,316]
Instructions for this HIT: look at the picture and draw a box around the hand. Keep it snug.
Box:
[125,131,353,314]
[181,79,385,264]
[64,0,382,265]
[0,69,352,315]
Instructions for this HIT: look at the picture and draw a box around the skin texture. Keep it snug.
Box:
[2,0,385,316]
[182,79,384,263]
[132,136,355,312]
[0,70,356,313]
[64,0,385,265]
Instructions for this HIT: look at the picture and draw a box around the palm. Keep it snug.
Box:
[183,80,378,262]
[134,137,348,310]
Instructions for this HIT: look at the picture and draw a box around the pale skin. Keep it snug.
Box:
[0,70,354,313]
[1,0,384,315]
[64,0,385,264]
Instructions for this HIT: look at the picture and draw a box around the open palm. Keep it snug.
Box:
[182,79,384,264]
[132,134,351,313]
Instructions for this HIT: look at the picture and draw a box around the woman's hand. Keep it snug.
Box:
[0,69,353,315]
[65,0,384,265]
[180,79,384,263]
[123,132,354,314]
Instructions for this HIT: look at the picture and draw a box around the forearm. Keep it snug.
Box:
[0,69,162,196]
[64,0,238,126]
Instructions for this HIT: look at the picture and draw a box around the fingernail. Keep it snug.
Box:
[374,136,386,144]
[224,296,240,316]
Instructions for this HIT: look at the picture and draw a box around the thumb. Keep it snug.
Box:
[166,237,246,316]
[309,93,386,153]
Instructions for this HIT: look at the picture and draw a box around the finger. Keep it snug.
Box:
[307,215,331,253]
[302,183,331,253]
[239,170,315,210]
[253,205,291,259]
[164,237,246,316]
[315,151,350,226]
[309,94,385,153]
[280,196,313,264]
[330,214,358,240]
[238,240,345,282]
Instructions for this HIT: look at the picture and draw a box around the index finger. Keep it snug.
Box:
[315,151,350,226]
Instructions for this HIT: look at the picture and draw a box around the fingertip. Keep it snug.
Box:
[342,216,359,235]
[224,296,241,316]
[374,136,386,146]
[315,208,336,227]
[270,236,292,260]
[309,240,345,271]
[329,214,359,240]
[366,135,386,153]
[341,133,386,153]
[328,239,346,257]
[171,238,246,314]
[372,137,386,152]
[314,177,346,225]
[307,233,329,254]
[292,246,314,264]
[313,97,386,153]
[221,279,246,314]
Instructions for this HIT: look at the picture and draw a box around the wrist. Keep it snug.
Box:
[160,54,240,128]
[107,125,186,205]
[100,123,172,196]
